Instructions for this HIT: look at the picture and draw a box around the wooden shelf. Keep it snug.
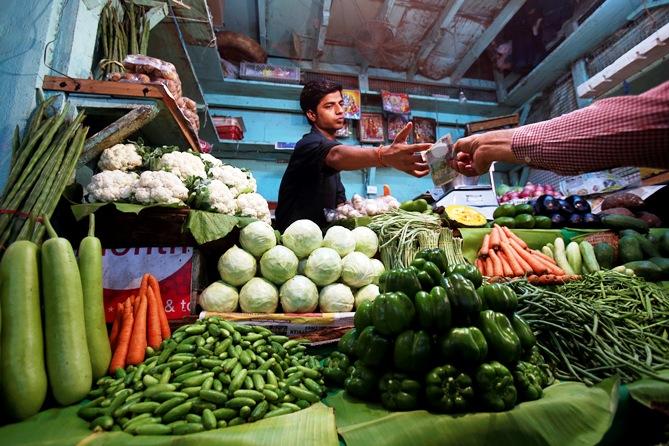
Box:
[42,76,199,151]
[211,140,292,162]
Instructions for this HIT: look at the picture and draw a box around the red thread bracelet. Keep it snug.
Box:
[376,145,388,167]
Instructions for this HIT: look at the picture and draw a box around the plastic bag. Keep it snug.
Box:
[123,54,179,81]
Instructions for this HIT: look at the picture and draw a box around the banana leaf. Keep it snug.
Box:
[626,370,669,413]
[326,378,618,446]
[0,402,337,446]
[184,210,256,245]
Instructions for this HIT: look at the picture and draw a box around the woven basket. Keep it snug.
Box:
[581,231,620,257]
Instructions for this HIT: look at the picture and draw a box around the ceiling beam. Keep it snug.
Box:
[314,0,333,62]
[450,0,526,82]
[257,0,268,50]
[503,0,639,105]
[416,0,465,63]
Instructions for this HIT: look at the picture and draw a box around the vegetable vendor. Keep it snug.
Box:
[275,80,431,231]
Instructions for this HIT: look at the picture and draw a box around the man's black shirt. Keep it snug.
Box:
[275,127,346,231]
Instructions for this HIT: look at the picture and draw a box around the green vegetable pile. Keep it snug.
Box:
[513,270,669,385]
[323,248,553,413]
[79,318,325,434]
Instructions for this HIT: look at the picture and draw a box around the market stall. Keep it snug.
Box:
[1,0,669,445]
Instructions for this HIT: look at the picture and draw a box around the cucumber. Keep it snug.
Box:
[648,257,669,279]
[0,241,48,420]
[78,215,111,380]
[601,214,648,233]
[593,243,615,270]
[623,261,663,281]
[553,238,575,276]
[619,235,643,264]
[565,242,582,274]
[42,218,92,405]
[619,229,642,238]
[579,241,600,273]
[636,235,660,259]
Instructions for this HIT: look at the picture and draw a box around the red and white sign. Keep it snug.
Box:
[103,247,194,322]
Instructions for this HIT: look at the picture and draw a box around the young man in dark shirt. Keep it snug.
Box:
[275,80,431,231]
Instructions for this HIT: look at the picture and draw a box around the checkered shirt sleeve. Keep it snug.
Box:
[512,81,669,175]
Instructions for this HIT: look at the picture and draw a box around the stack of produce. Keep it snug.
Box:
[332,193,400,220]
[497,183,562,204]
[474,224,580,285]
[84,142,271,224]
[324,248,554,413]
[532,194,600,228]
[108,273,171,374]
[513,271,669,385]
[596,229,668,280]
[199,220,384,314]
[1,97,87,246]
[79,319,326,434]
[0,216,108,420]
[492,203,551,229]
[598,192,662,227]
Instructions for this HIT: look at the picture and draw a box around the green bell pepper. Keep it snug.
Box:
[439,326,488,366]
[478,284,518,313]
[322,351,351,387]
[475,361,517,411]
[415,248,449,273]
[425,364,475,413]
[354,300,374,332]
[354,326,391,367]
[511,313,536,353]
[379,372,421,411]
[393,329,432,373]
[444,273,482,324]
[523,346,554,387]
[371,292,415,336]
[479,310,522,365]
[345,360,380,400]
[415,286,451,334]
[338,328,359,358]
[410,258,443,290]
[445,263,483,288]
[513,361,544,402]
[379,268,422,298]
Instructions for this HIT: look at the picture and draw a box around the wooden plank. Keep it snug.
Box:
[80,105,160,164]
[465,114,519,135]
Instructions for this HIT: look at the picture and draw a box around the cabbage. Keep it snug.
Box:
[199,281,238,312]
[351,227,379,258]
[370,259,385,285]
[260,245,298,285]
[304,247,342,286]
[281,219,323,258]
[239,221,276,257]
[355,284,379,307]
[218,245,256,286]
[297,259,307,275]
[279,275,318,313]
[319,283,354,312]
[340,252,374,288]
[239,278,278,313]
[322,226,355,257]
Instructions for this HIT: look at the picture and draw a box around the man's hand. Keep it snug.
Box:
[381,122,431,177]
[451,128,517,176]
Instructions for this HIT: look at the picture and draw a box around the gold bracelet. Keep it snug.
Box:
[376,145,388,167]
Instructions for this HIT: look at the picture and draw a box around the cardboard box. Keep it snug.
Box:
[103,246,203,322]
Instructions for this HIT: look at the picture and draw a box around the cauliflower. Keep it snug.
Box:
[97,143,142,171]
[210,164,257,197]
[134,170,189,204]
[199,152,224,170]
[157,151,206,180]
[189,179,238,215]
[85,170,138,202]
[237,192,271,224]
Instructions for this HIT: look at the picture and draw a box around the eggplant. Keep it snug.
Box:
[567,213,583,227]
[549,213,566,228]
[581,213,600,228]
[558,199,575,217]
[567,195,592,213]
[536,195,560,215]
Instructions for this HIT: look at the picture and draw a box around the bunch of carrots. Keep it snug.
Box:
[475,224,581,285]
[108,273,171,373]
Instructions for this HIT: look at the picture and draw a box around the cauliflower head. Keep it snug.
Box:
[97,143,143,171]
[189,179,238,215]
[199,152,224,170]
[134,170,189,204]
[210,164,257,197]
[157,151,206,180]
[237,192,271,224]
[85,170,139,202]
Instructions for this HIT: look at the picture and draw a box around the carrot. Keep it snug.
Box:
[149,274,170,339]
[500,243,524,277]
[532,253,566,276]
[475,257,485,275]
[504,240,533,274]
[497,251,514,277]
[496,224,510,244]
[488,249,504,277]
[146,286,162,349]
[109,300,134,374]
[479,234,490,257]
[508,239,549,274]
[489,227,501,249]
[485,256,494,277]
[502,226,528,249]
[109,302,123,349]
[126,292,147,365]
[531,248,557,265]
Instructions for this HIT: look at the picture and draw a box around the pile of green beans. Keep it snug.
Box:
[78,318,325,435]
[512,270,669,385]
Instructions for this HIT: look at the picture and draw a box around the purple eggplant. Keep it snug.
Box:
[567,213,583,227]
[549,213,566,228]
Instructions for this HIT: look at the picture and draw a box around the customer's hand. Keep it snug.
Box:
[382,122,431,177]
[451,128,517,176]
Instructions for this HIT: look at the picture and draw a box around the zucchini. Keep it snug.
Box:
[553,238,575,276]
[648,257,669,279]
[565,242,583,275]
[0,241,47,420]
[593,243,615,270]
[601,214,648,233]
[619,236,643,264]
[623,261,662,281]
[42,218,92,405]
[636,235,660,259]
[79,214,111,380]
[579,241,600,273]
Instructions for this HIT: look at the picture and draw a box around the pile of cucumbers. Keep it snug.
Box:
[601,228,669,281]
[78,318,325,435]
